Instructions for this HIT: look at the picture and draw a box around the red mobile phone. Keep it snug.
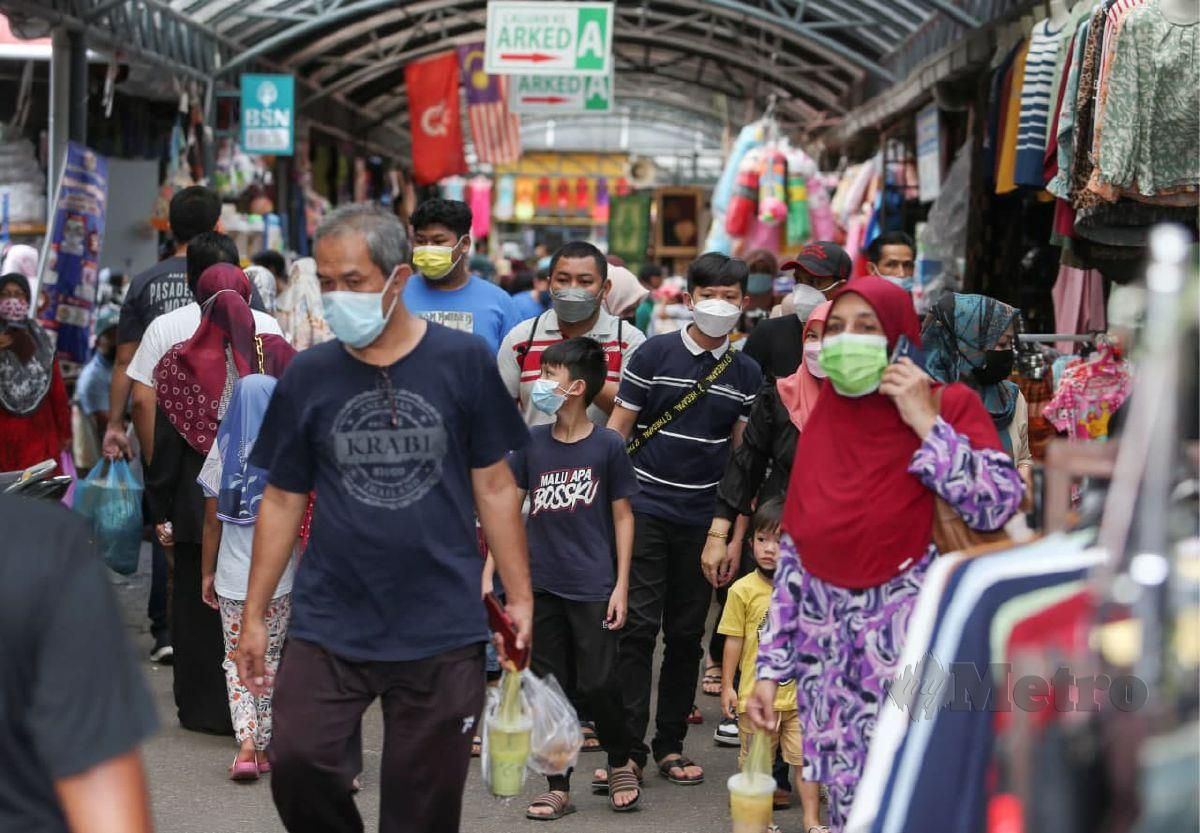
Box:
[484,592,529,671]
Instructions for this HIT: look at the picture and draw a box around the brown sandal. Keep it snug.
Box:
[657,754,704,785]
[608,767,641,812]
[592,761,643,794]
[525,791,576,821]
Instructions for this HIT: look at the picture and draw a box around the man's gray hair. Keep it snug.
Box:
[315,203,411,277]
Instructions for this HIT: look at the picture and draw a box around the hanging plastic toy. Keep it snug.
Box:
[786,151,813,245]
[757,148,788,226]
[725,151,762,237]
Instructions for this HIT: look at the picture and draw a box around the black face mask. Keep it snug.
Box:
[972,349,1015,385]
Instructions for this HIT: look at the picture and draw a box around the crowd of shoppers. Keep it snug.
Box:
[1,188,1044,833]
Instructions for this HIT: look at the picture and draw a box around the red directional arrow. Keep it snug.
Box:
[521,96,569,104]
[499,52,556,63]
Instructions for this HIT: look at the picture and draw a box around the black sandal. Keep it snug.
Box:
[525,791,576,821]
[580,721,602,752]
[702,665,723,696]
[657,754,704,785]
[608,767,641,812]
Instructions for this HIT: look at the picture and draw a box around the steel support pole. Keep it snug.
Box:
[68,29,88,144]
[48,29,71,213]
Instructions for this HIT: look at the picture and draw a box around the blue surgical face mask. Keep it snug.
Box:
[530,379,567,415]
[321,273,400,349]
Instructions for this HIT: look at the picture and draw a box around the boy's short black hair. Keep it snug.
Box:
[752,497,784,534]
[549,241,608,280]
[169,186,222,246]
[865,231,916,264]
[687,252,749,293]
[638,262,663,284]
[540,337,608,406]
[410,198,472,239]
[252,249,287,280]
[187,231,240,296]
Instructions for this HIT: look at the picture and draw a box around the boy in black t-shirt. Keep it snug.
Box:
[507,337,642,819]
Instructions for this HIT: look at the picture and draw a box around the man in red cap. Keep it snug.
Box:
[780,241,853,300]
[743,242,852,381]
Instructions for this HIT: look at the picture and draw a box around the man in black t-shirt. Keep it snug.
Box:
[0,497,157,833]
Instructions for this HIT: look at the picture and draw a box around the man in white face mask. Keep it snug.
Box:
[605,252,763,790]
[864,231,916,290]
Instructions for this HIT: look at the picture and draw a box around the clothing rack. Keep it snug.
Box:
[1018,333,1096,343]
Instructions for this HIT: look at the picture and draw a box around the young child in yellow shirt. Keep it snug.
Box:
[718,499,824,833]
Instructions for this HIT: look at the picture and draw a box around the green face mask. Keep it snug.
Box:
[818,333,889,397]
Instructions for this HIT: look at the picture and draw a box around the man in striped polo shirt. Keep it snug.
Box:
[498,241,645,427]
[607,252,763,787]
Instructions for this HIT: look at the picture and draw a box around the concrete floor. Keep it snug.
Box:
[111,546,777,833]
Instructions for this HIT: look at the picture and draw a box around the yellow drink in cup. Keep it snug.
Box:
[487,722,531,797]
[728,772,775,833]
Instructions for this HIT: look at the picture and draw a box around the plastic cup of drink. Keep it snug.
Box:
[487,721,531,797]
[728,772,776,833]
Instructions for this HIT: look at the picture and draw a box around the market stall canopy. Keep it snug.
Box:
[0,0,1002,152]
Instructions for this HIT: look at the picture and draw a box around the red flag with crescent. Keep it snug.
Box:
[405,51,467,185]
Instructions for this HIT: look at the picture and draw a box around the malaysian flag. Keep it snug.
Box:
[457,43,521,165]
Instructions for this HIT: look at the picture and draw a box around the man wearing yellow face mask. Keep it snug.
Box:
[403,199,522,354]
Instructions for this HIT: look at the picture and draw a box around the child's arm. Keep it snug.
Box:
[721,635,744,720]
[200,497,221,610]
[608,497,634,629]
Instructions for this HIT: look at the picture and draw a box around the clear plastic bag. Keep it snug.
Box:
[480,668,583,797]
[74,458,143,575]
[524,672,583,776]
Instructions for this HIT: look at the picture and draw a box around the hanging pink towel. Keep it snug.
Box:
[1051,263,1106,354]
[468,178,492,239]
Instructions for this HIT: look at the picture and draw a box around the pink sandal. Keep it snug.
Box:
[229,756,260,782]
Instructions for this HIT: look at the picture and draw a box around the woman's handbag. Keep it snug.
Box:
[930,388,1011,555]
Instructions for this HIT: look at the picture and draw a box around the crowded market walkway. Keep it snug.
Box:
[113,547,744,833]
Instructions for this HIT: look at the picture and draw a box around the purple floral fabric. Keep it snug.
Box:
[756,416,1022,828]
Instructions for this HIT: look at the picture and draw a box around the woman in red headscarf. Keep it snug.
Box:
[146,263,295,736]
[744,277,1025,829]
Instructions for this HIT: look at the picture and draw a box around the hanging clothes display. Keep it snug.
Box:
[1050,254,1107,352]
[1042,341,1132,440]
[845,532,1106,833]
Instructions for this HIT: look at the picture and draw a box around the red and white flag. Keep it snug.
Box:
[405,52,467,186]
[457,43,521,165]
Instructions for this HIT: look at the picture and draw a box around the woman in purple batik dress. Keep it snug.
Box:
[744,277,1023,831]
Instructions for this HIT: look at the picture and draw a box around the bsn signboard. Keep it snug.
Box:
[485,2,613,76]
[511,73,612,113]
[241,74,294,156]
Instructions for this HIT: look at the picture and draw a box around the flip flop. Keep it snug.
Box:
[657,754,704,786]
[687,705,704,725]
[702,665,723,697]
[525,791,577,821]
[608,767,642,812]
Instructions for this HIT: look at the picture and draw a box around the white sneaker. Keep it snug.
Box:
[713,717,740,747]
[150,644,174,663]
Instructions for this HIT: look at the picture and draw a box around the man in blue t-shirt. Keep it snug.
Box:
[607,252,763,788]
[403,198,521,354]
[238,204,532,833]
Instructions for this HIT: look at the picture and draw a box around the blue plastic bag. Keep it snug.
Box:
[75,459,144,575]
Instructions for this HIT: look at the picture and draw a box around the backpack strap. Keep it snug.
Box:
[515,311,545,374]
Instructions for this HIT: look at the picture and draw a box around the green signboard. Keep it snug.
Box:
[608,193,651,274]
[511,74,613,114]
[485,2,613,76]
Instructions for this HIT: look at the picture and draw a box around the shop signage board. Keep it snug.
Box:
[485,2,613,76]
[240,74,295,156]
[916,103,940,202]
[37,141,108,368]
[510,73,613,113]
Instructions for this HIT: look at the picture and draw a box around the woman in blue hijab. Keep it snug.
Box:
[197,374,297,781]
[922,293,1033,496]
